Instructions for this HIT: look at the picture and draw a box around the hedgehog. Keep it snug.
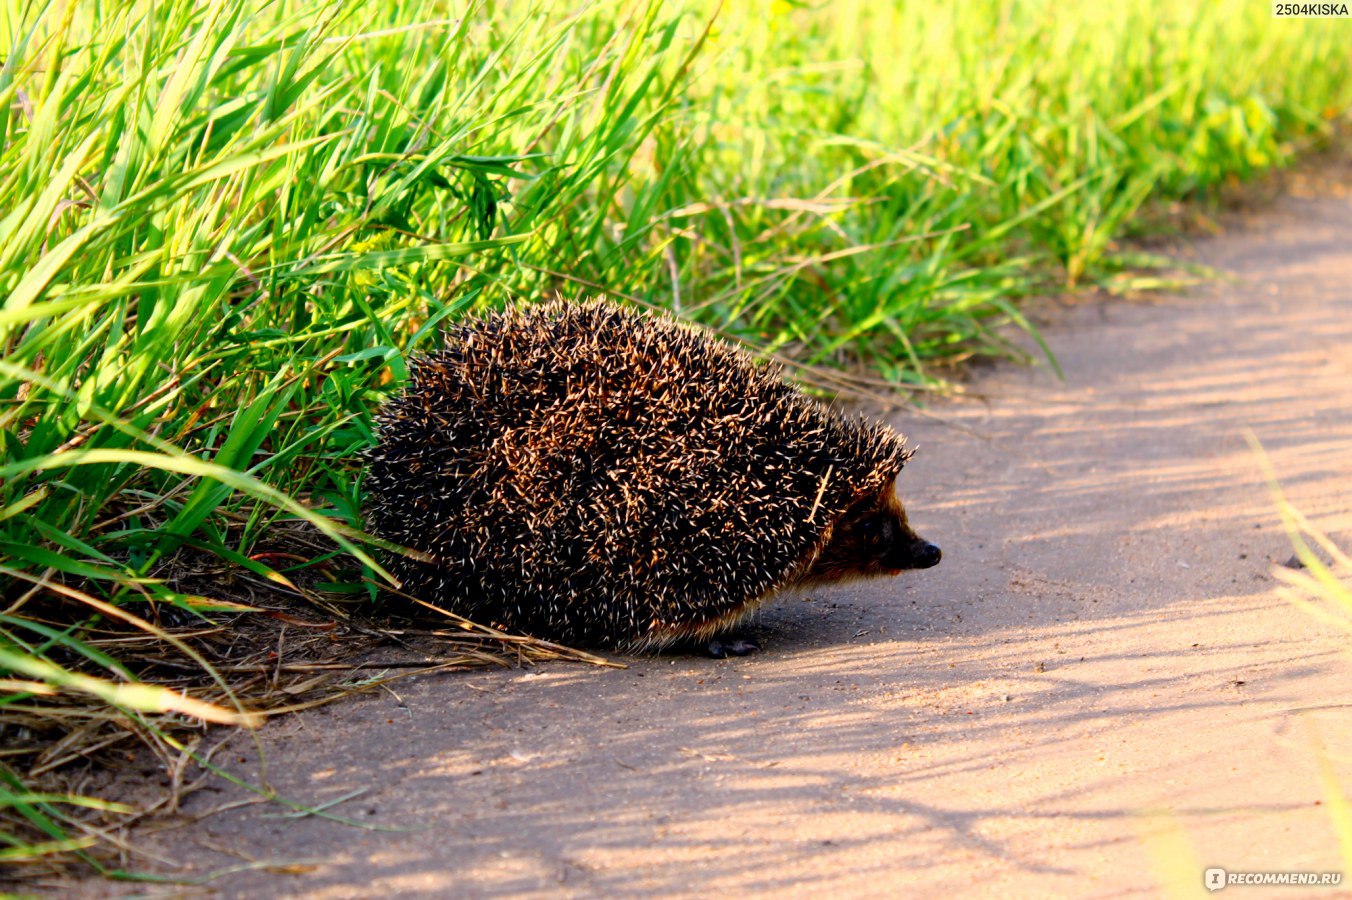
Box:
[364,299,940,655]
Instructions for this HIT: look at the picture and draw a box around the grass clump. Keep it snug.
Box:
[0,0,1349,878]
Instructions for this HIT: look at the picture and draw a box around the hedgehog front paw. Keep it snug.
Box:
[706,636,761,659]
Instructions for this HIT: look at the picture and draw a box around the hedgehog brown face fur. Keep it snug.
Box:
[800,482,942,586]
[364,298,940,655]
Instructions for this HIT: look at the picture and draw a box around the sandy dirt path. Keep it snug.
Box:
[127,184,1352,898]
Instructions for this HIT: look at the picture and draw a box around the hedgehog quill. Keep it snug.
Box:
[364,299,940,655]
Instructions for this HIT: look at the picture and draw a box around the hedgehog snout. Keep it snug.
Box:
[887,536,941,570]
[909,540,942,569]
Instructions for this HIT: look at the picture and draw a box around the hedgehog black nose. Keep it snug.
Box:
[913,542,941,569]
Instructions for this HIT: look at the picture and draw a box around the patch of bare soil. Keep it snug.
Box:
[66,182,1352,898]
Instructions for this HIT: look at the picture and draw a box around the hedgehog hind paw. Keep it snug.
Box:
[706,636,761,659]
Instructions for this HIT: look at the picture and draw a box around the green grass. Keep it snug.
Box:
[1,0,1350,876]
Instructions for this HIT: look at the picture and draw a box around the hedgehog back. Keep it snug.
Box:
[365,300,910,648]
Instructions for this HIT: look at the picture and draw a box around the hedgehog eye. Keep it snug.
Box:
[859,515,891,544]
